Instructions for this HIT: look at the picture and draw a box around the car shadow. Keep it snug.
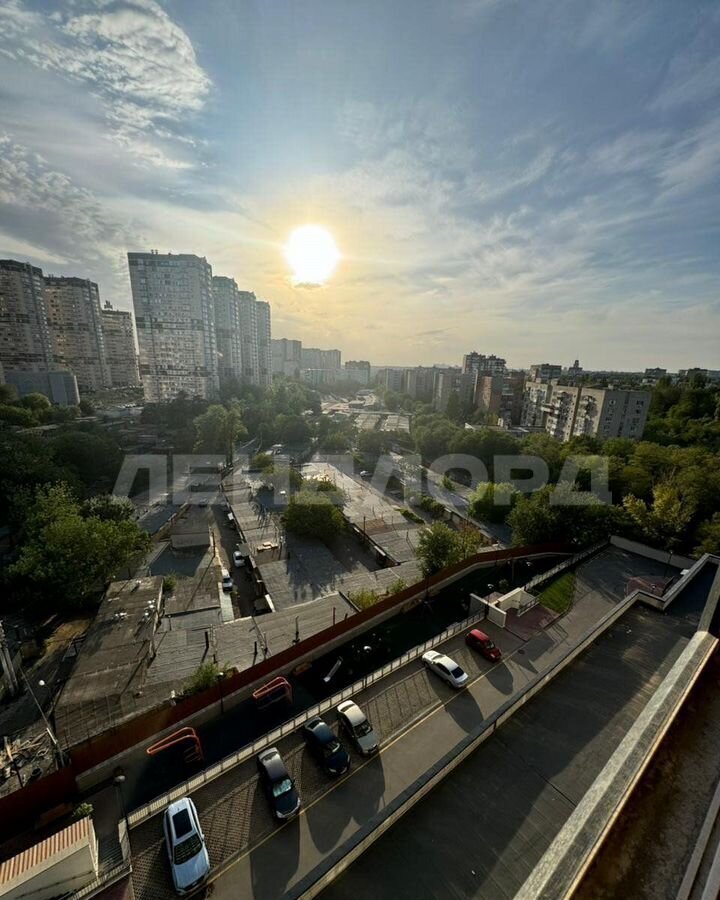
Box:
[249,812,301,900]
[486,661,515,696]
[427,678,483,735]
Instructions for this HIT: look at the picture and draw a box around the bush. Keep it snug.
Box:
[162,574,177,593]
[283,490,345,542]
[72,802,94,820]
[350,588,382,610]
[400,508,424,524]
[184,661,227,696]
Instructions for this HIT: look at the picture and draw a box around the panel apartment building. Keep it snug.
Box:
[522,379,650,441]
[272,338,302,377]
[256,300,272,388]
[128,252,218,402]
[44,276,110,393]
[212,276,243,387]
[101,302,140,388]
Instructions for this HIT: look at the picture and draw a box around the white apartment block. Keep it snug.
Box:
[45,276,110,393]
[212,276,243,387]
[128,252,218,402]
[462,352,506,377]
[101,303,140,387]
[301,347,341,369]
[0,259,54,373]
[256,300,272,387]
[523,379,650,442]
[238,291,259,386]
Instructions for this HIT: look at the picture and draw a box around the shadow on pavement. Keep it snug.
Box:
[346,754,386,824]
[486,662,515,696]
[249,813,300,900]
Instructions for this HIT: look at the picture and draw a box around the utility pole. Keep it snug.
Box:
[0,621,20,697]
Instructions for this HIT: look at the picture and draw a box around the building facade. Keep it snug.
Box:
[404,366,438,402]
[45,276,110,393]
[256,300,272,387]
[344,360,371,385]
[128,252,218,402]
[272,338,302,377]
[212,276,243,387]
[0,259,54,373]
[2,369,80,406]
[100,303,140,387]
[301,347,341,369]
[529,362,562,381]
[462,352,506,377]
[238,291,259,385]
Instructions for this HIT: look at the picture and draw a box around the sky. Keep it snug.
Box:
[0,0,719,370]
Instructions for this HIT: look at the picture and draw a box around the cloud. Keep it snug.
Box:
[0,0,211,168]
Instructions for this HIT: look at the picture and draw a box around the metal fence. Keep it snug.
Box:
[127,609,484,827]
[524,540,607,594]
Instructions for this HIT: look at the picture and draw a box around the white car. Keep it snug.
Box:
[422,650,468,689]
[162,797,210,895]
[221,569,233,592]
[232,550,245,568]
[336,700,379,756]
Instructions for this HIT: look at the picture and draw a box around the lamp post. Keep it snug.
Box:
[19,670,67,767]
[217,671,225,716]
[113,770,128,831]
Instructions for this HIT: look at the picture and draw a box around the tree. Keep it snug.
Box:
[193,403,248,464]
[416,522,480,577]
[508,484,617,548]
[20,393,52,412]
[82,493,135,522]
[79,399,95,416]
[695,514,720,557]
[9,483,151,608]
[0,384,17,404]
[50,431,123,492]
[0,404,37,427]
[283,491,345,542]
[276,414,310,444]
[623,481,697,550]
[469,482,518,523]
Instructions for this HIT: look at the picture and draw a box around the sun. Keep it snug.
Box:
[284,225,340,285]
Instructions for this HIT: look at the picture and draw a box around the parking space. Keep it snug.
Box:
[129,623,518,900]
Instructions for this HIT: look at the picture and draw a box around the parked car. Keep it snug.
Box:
[232,550,245,568]
[162,797,210,896]
[303,716,350,776]
[466,628,502,662]
[359,470,371,479]
[336,700,379,755]
[256,747,301,820]
[422,650,468,689]
[221,569,233,592]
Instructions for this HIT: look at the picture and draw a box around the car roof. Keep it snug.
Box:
[306,717,334,742]
[428,651,454,667]
[259,747,287,779]
[470,628,490,640]
[338,700,365,724]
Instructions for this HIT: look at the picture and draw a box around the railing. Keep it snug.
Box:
[525,540,607,594]
[127,609,484,827]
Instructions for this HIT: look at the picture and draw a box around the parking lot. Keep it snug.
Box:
[129,623,519,900]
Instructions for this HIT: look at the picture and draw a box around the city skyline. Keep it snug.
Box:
[1,0,719,370]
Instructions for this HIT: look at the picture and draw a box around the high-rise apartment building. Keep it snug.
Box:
[128,252,218,402]
[433,370,474,412]
[238,291,259,385]
[212,276,243,387]
[45,276,110,393]
[301,347,341,369]
[344,360,371,385]
[101,302,140,387]
[529,362,562,381]
[523,379,650,441]
[462,352,506,377]
[256,300,272,387]
[404,366,439,402]
[0,259,53,373]
[272,339,302,377]
[384,368,406,392]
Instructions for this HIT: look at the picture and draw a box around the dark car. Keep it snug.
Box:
[466,628,502,662]
[256,747,301,820]
[303,716,350,776]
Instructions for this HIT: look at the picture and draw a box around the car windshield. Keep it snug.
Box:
[174,833,203,864]
[451,666,464,678]
[323,740,341,756]
[355,720,372,736]
[484,640,496,650]
[272,777,293,798]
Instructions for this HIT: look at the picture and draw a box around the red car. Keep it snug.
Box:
[466,628,502,662]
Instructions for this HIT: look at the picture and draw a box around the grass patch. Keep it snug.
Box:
[400,507,424,524]
[537,571,576,614]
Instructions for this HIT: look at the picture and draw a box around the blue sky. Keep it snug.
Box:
[0,0,718,369]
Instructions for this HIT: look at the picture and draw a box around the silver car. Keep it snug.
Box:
[337,700,379,755]
[162,797,210,895]
[422,650,469,689]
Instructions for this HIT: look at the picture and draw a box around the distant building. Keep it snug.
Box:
[529,362,562,381]
[128,252,218,402]
[433,370,476,412]
[45,276,110,393]
[462,352,506,377]
[475,374,503,417]
[529,380,650,442]
[301,368,342,386]
[2,369,80,406]
[301,347,341,369]
[101,302,140,388]
[404,366,438,402]
[383,368,406,392]
[679,367,720,383]
[237,291,259,385]
[0,259,54,374]
[567,358,583,379]
[256,300,272,387]
[213,276,243,387]
[345,360,371,385]
[272,338,302,377]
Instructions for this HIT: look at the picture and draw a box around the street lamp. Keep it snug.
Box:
[19,670,67,767]
[216,671,225,716]
[113,770,129,831]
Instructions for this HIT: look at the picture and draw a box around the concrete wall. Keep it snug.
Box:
[609,535,694,571]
